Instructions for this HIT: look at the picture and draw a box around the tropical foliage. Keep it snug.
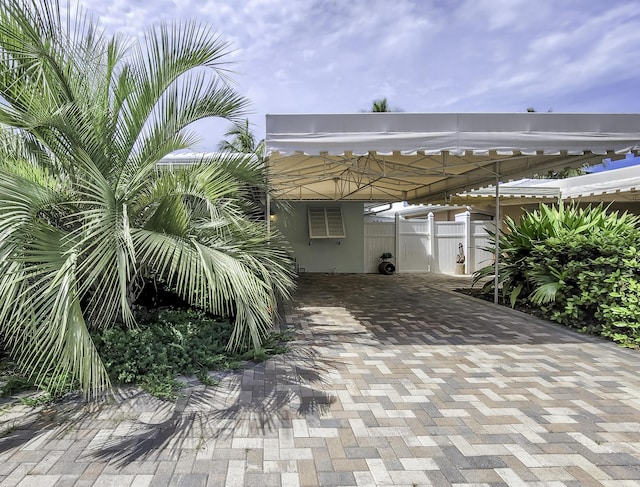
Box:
[532,165,587,179]
[474,203,640,347]
[92,308,290,400]
[0,0,294,397]
[217,118,265,155]
[371,97,390,112]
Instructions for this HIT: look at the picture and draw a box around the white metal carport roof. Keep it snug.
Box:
[458,163,640,202]
[265,113,640,203]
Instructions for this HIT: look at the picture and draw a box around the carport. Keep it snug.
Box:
[265,113,640,203]
[265,113,640,296]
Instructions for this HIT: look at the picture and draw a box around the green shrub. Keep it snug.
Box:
[92,308,290,399]
[0,356,75,403]
[1,376,34,396]
[474,203,640,347]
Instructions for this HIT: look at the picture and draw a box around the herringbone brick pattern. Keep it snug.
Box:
[1,273,639,486]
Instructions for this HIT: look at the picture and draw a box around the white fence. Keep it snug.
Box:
[364,212,495,274]
[364,221,395,273]
[470,220,495,272]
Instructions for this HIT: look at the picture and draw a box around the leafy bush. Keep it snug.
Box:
[91,308,290,399]
[1,375,34,396]
[474,203,640,347]
[1,356,75,402]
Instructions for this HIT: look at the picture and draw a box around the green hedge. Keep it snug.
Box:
[474,203,640,348]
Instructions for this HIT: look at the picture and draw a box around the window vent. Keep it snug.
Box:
[308,207,346,239]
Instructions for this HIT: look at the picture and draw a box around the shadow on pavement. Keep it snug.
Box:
[88,346,337,467]
[291,273,600,347]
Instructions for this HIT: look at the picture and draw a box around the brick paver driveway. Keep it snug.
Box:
[1,273,639,486]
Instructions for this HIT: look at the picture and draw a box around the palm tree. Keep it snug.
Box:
[0,0,294,397]
[217,119,271,221]
[218,118,265,154]
[371,97,390,112]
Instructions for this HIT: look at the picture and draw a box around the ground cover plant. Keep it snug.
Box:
[0,0,295,399]
[1,309,291,402]
[92,308,290,400]
[473,203,640,348]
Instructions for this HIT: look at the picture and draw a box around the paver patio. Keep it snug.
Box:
[1,273,639,486]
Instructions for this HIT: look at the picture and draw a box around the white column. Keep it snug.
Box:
[427,212,435,273]
[394,212,401,274]
[464,209,472,274]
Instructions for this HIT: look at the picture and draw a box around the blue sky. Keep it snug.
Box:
[78,0,640,151]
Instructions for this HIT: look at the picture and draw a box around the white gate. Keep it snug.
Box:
[433,221,464,274]
[364,221,395,273]
[364,212,494,274]
[399,219,431,272]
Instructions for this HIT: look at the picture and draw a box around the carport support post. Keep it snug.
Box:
[427,212,435,273]
[394,212,401,273]
[266,191,271,234]
[264,141,271,235]
[463,209,472,274]
[494,164,500,305]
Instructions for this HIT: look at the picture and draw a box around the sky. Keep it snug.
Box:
[76,0,640,152]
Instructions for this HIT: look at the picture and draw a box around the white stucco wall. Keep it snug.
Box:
[274,201,365,273]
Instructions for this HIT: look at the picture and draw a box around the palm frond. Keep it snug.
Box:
[0,0,293,398]
[529,282,562,305]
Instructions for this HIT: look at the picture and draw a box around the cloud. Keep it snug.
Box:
[69,0,640,148]
[455,0,552,31]
[460,3,640,106]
